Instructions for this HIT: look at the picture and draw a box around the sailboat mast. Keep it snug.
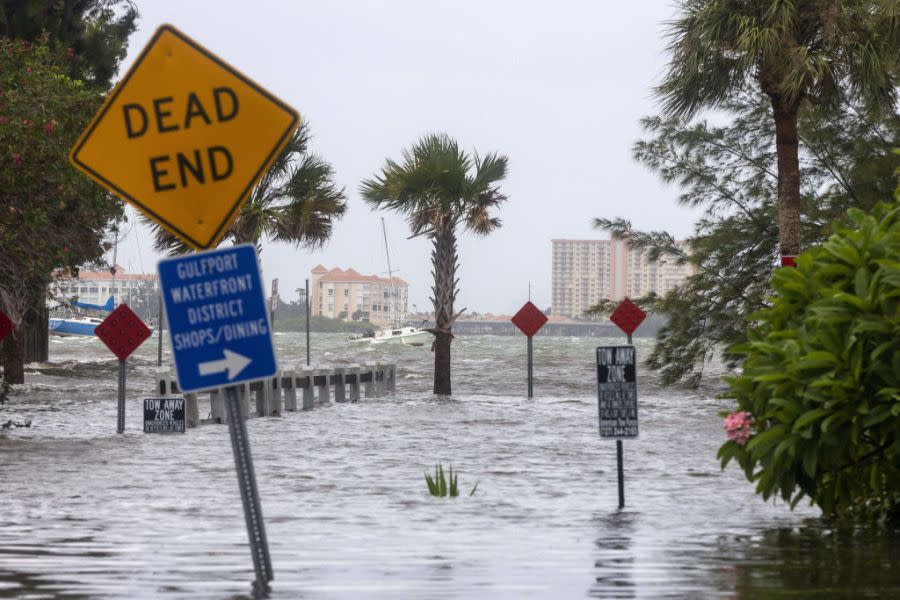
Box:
[381,217,397,327]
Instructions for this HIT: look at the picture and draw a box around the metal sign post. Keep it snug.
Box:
[224,385,272,588]
[616,440,625,508]
[305,278,310,366]
[158,244,278,589]
[157,290,164,367]
[527,335,534,398]
[601,298,646,509]
[597,343,638,508]
[511,301,548,398]
[94,304,152,434]
[270,278,279,330]
[117,360,126,434]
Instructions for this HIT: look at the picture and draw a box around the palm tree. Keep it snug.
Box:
[361,134,509,395]
[657,0,897,264]
[147,121,347,254]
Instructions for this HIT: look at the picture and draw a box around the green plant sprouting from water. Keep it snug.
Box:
[424,463,478,497]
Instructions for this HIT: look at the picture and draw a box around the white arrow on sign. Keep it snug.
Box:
[198,349,252,380]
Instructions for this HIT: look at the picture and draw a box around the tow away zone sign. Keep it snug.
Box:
[596,345,638,439]
[144,397,186,433]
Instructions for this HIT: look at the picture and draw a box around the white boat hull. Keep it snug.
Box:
[400,331,431,346]
[352,327,431,346]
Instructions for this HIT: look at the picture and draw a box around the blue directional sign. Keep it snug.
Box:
[158,244,277,393]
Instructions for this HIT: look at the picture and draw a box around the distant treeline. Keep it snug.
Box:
[270,297,376,333]
[273,315,377,334]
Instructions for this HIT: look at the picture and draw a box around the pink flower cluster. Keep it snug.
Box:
[724,411,754,446]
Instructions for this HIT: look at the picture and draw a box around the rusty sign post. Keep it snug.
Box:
[511,301,548,398]
[602,298,646,509]
[94,304,152,434]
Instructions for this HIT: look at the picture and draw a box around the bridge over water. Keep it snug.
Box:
[412,315,665,338]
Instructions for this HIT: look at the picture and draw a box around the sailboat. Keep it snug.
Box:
[48,296,115,337]
[351,219,431,347]
[48,218,124,337]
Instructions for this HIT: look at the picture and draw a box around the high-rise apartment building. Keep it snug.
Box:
[551,238,692,318]
[551,239,615,319]
[310,265,408,328]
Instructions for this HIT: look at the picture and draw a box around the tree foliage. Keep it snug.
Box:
[590,95,899,385]
[657,0,898,119]
[0,34,121,324]
[657,0,898,259]
[360,133,509,395]
[719,201,900,523]
[0,0,138,89]
[0,1,137,386]
[146,122,347,255]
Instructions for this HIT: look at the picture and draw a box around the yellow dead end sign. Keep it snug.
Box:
[70,24,299,250]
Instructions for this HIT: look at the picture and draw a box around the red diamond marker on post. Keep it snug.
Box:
[511,301,548,338]
[0,310,13,342]
[95,304,152,361]
[609,298,646,337]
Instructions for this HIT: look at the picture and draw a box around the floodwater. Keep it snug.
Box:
[1,333,897,598]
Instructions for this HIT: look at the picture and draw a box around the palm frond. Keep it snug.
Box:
[656,0,898,118]
[146,119,346,255]
[361,133,509,238]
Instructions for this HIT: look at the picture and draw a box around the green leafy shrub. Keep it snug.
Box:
[719,201,899,523]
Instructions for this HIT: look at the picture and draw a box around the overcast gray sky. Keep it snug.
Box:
[116,0,700,314]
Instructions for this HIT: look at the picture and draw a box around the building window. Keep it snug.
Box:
[344,289,349,296]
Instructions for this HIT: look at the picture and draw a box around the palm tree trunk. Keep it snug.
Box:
[771,96,802,264]
[431,221,458,395]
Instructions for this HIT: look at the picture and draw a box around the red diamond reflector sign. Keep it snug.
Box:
[95,304,152,361]
[609,298,646,337]
[511,301,548,338]
[0,310,13,342]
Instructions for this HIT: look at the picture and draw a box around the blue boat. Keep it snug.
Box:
[48,316,104,337]
[48,296,115,337]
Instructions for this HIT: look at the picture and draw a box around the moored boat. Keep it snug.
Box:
[351,326,431,346]
[48,316,104,337]
[48,295,115,337]
[348,219,431,347]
